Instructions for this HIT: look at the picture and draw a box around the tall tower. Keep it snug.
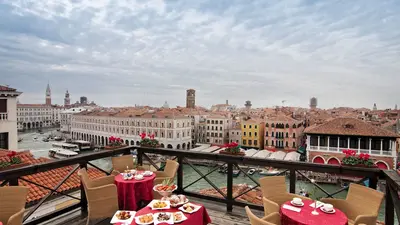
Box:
[186,89,195,108]
[245,100,252,110]
[45,83,51,105]
[310,97,317,110]
[373,103,377,111]
[64,90,70,106]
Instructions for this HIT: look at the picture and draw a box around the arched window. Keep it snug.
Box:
[293,133,296,138]
[266,123,269,127]
[272,132,274,137]
[266,140,268,146]
[293,124,296,128]
[286,132,288,138]
[272,140,274,146]
[292,142,296,148]
[286,124,289,128]
[266,131,268,137]
[271,123,275,128]
[286,141,288,147]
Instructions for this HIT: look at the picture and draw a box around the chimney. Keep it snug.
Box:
[226,100,228,105]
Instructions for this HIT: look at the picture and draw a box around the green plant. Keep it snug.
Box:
[139,133,160,147]
[223,142,241,154]
[0,151,22,169]
[342,150,374,167]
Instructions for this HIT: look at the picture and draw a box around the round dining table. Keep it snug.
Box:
[280,200,348,225]
[129,202,211,225]
[114,172,156,211]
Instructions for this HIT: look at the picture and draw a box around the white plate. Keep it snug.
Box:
[290,201,304,207]
[171,199,189,207]
[110,210,135,224]
[148,200,171,210]
[173,212,187,223]
[179,203,201,214]
[134,176,144,180]
[134,213,154,225]
[143,171,153,177]
[320,207,336,214]
[154,212,174,225]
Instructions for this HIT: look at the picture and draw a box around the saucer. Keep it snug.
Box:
[290,201,304,207]
[320,207,335,214]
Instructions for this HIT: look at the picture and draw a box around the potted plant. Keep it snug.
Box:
[104,136,126,150]
[139,133,160,148]
[341,149,376,168]
[0,151,29,171]
[219,142,245,156]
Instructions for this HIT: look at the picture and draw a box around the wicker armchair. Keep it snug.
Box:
[259,176,310,214]
[153,160,179,198]
[245,206,281,225]
[111,155,145,175]
[0,186,29,225]
[78,168,119,225]
[321,183,384,225]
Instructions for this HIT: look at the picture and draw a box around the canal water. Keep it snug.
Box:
[17,129,389,222]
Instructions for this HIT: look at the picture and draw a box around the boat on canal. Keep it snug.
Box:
[48,149,78,159]
[259,167,280,176]
[51,142,80,152]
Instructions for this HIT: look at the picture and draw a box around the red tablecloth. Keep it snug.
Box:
[114,172,156,210]
[127,202,211,225]
[280,200,348,225]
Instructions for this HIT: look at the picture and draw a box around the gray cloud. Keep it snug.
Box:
[0,0,399,109]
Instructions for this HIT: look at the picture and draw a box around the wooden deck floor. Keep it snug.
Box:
[38,197,262,225]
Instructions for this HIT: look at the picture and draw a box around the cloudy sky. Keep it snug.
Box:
[1,0,399,109]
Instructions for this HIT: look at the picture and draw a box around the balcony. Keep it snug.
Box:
[0,112,8,120]
[308,145,394,156]
[0,147,399,225]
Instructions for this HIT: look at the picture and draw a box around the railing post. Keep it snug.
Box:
[79,163,87,213]
[177,156,183,193]
[289,169,296,194]
[226,163,233,212]
[137,148,143,166]
[368,176,378,190]
[385,182,394,225]
[9,178,19,186]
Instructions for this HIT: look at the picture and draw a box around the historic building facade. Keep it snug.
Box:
[71,109,192,149]
[0,85,21,150]
[241,119,264,149]
[205,114,232,145]
[305,117,398,170]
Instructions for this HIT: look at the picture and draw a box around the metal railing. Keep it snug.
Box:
[0,146,399,225]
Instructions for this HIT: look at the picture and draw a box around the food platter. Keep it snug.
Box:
[135,213,154,225]
[161,194,189,207]
[149,200,171,210]
[178,203,201,214]
[110,210,135,224]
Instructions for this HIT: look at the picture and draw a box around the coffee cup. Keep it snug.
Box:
[292,197,302,205]
[323,204,333,212]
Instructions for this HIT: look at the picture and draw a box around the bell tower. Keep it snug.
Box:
[45,83,51,105]
[64,90,70,106]
[186,89,195,108]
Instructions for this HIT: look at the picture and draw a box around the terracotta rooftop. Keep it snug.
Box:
[18,104,51,107]
[304,117,399,138]
[0,150,105,204]
[0,85,17,92]
[76,108,191,119]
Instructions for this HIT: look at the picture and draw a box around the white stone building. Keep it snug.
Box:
[0,85,22,150]
[17,104,64,130]
[71,108,192,149]
[206,114,233,145]
[60,107,95,133]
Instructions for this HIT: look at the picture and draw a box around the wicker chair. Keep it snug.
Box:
[0,186,29,225]
[245,206,281,225]
[259,176,310,215]
[321,183,384,225]
[153,160,179,198]
[111,155,144,175]
[78,168,119,225]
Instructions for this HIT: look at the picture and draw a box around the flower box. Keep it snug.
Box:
[219,150,246,156]
[342,163,378,168]
[140,144,161,148]
[104,144,127,150]
[0,162,30,172]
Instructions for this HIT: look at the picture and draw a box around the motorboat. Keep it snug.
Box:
[259,168,280,176]
[54,136,63,141]
[18,137,23,143]
[42,138,49,142]
[71,140,92,151]
[48,149,78,159]
[247,168,256,175]
[51,142,80,152]
[232,170,241,177]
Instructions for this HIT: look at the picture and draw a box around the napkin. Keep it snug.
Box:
[282,204,301,212]
[309,201,324,208]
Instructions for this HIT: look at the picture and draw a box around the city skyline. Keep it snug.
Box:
[1,0,400,108]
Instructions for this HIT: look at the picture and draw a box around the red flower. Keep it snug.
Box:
[109,136,116,142]
[231,142,238,147]
[149,134,155,139]
[140,132,146,140]
[7,151,17,157]
[363,154,370,160]
[116,137,121,142]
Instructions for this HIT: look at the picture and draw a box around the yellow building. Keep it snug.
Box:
[241,119,264,149]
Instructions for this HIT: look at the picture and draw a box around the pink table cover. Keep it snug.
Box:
[125,202,211,225]
[280,200,348,225]
[114,172,156,210]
